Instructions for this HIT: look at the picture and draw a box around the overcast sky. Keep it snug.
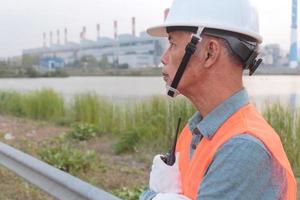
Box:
[0,0,293,57]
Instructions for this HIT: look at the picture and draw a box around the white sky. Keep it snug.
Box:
[0,0,294,57]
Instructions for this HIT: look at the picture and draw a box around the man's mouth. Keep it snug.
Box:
[162,72,169,83]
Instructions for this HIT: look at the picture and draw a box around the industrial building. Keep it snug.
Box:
[22,18,167,69]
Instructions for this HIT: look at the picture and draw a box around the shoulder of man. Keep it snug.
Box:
[196,133,285,200]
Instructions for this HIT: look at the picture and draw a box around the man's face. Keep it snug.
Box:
[161,31,204,95]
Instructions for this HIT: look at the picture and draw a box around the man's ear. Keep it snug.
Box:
[203,39,220,68]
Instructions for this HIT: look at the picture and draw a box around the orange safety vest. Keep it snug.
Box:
[176,103,297,200]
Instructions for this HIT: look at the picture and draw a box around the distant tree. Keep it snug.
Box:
[25,67,39,77]
[22,55,40,67]
[98,56,111,69]
[0,60,7,67]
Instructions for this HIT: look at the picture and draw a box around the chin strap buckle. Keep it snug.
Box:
[244,50,263,76]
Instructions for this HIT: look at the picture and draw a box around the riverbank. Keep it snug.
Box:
[1,65,300,78]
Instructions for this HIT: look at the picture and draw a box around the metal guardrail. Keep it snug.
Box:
[0,142,121,200]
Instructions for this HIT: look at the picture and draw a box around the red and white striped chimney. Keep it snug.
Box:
[43,32,46,48]
[97,24,100,39]
[64,28,68,44]
[114,20,118,40]
[56,29,60,45]
[132,17,136,36]
[164,8,170,21]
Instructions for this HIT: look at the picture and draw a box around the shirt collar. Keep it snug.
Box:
[188,88,249,139]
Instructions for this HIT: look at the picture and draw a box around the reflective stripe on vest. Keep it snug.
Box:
[176,103,297,200]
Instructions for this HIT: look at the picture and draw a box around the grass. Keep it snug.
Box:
[24,89,65,120]
[71,93,101,125]
[263,103,300,176]
[0,89,65,120]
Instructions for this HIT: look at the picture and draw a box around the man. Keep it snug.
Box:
[140,0,297,200]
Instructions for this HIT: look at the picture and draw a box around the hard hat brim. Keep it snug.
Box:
[147,23,263,43]
[146,25,170,37]
[147,23,205,37]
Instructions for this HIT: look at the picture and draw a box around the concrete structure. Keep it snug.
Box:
[289,0,298,68]
[261,44,289,67]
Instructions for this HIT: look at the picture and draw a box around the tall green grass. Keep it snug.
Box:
[0,89,64,120]
[71,93,101,125]
[263,103,300,176]
[24,89,65,120]
[0,91,25,116]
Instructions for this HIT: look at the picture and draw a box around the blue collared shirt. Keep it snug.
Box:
[140,89,286,200]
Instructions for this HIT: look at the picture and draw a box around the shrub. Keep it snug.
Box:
[113,128,141,154]
[66,123,99,141]
[113,186,145,200]
[39,142,97,174]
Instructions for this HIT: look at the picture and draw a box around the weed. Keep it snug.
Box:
[66,122,99,141]
[39,142,97,174]
[113,186,145,200]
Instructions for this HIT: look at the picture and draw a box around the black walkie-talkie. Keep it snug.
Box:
[161,117,181,166]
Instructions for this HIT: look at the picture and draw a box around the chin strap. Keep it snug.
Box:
[167,27,204,97]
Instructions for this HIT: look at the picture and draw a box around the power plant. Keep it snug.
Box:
[289,0,298,68]
[23,3,300,70]
[23,17,166,69]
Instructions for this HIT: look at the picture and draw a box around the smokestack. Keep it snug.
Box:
[289,0,298,68]
[114,20,118,40]
[97,24,100,39]
[64,28,68,44]
[132,17,136,36]
[82,26,86,40]
[43,32,46,48]
[164,8,170,21]
[49,31,53,46]
[56,29,60,45]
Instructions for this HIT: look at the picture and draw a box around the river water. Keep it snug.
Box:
[0,76,299,108]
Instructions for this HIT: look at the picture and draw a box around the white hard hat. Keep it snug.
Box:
[147,0,262,43]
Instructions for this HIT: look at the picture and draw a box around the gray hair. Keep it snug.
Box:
[220,38,243,66]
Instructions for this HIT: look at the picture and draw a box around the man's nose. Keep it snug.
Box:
[160,50,169,66]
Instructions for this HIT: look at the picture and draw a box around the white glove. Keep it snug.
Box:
[152,193,191,200]
[149,152,182,193]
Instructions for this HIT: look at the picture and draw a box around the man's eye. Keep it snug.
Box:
[169,43,175,49]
